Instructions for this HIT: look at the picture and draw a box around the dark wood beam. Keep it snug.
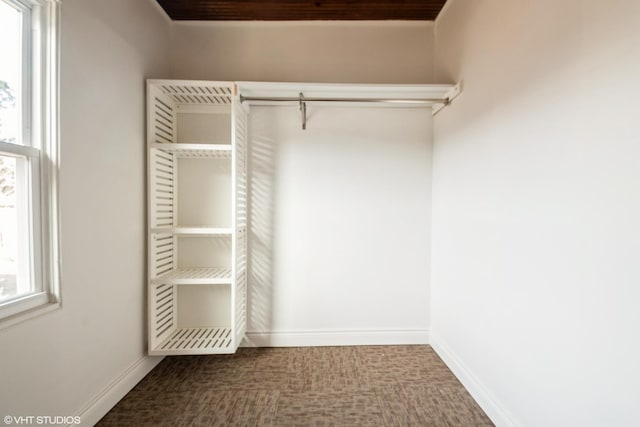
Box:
[156,0,448,21]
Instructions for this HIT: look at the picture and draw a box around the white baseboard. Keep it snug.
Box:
[430,333,517,427]
[73,355,164,427]
[242,329,430,347]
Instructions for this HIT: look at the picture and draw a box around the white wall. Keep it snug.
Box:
[170,20,438,344]
[431,0,640,425]
[170,21,434,83]
[0,0,170,424]
[248,106,433,345]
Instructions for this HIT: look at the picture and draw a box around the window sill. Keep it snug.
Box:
[0,300,61,331]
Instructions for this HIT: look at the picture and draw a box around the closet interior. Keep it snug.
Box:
[147,79,459,355]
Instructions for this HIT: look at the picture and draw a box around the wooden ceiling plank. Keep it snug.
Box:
[156,0,448,21]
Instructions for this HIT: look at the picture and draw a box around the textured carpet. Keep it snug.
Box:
[97,345,493,426]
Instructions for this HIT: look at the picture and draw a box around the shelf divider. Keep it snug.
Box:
[151,226,233,236]
[151,267,232,285]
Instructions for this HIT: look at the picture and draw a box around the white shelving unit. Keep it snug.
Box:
[147,80,247,355]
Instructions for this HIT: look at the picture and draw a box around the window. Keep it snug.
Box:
[0,0,60,326]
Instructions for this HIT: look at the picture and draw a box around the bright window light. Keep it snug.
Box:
[0,0,23,146]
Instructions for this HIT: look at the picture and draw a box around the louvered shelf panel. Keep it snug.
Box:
[158,82,233,106]
[151,267,232,285]
[150,327,233,356]
[151,142,231,159]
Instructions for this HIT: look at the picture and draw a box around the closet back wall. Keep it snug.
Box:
[247,106,432,345]
[168,20,437,344]
[169,21,434,83]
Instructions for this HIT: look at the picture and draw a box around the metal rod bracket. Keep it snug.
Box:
[299,92,307,130]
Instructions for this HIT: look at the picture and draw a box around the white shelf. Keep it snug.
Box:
[148,79,247,356]
[151,142,231,159]
[151,227,233,236]
[237,81,458,103]
[150,327,233,355]
[151,267,232,285]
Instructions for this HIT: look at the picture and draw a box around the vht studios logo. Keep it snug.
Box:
[3,415,81,425]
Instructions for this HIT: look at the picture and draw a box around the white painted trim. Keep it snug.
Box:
[73,356,164,427]
[147,0,172,25]
[0,301,59,330]
[430,333,517,427]
[242,329,430,347]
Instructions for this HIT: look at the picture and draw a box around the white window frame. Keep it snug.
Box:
[0,0,60,328]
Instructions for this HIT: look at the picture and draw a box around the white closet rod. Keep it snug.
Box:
[239,92,451,130]
[239,95,449,105]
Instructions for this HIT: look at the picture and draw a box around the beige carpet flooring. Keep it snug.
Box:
[97,345,493,426]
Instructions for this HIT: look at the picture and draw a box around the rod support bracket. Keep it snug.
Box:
[299,92,307,130]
